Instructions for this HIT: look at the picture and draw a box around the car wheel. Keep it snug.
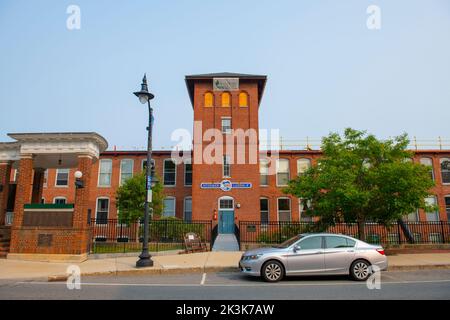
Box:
[262,260,284,282]
[350,259,371,281]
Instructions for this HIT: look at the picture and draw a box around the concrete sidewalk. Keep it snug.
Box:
[1,252,450,281]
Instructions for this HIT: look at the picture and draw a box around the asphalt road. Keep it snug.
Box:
[1,270,450,300]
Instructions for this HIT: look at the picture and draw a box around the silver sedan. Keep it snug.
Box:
[239,233,388,282]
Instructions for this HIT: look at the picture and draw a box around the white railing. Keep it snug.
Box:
[5,212,13,226]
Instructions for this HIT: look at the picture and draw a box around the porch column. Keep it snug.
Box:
[0,161,12,226]
[31,168,45,204]
[73,154,94,254]
[11,155,34,227]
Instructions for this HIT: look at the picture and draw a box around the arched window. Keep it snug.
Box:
[218,196,234,210]
[420,157,434,181]
[239,92,248,107]
[221,92,231,107]
[276,159,290,186]
[441,158,450,184]
[297,158,311,176]
[163,196,176,217]
[204,92,213,107]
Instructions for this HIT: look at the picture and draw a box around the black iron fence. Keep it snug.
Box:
[89,219,212,254]
[239,221,450,248]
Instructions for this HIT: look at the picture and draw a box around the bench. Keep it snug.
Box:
[183,232,208,253]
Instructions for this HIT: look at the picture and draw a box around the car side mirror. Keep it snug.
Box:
[293,245,301,252]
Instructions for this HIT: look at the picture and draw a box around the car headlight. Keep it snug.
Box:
[243,254,263,261]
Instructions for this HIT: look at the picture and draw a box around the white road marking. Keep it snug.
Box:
[16,278,450,288]
[200,273,207,285]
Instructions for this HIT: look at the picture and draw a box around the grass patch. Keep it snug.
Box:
[91,242,183,254]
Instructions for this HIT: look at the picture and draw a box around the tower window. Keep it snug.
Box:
[239,92,248,107]
[221,92,231,107]
[221,117,232,134]
[223,155,231,177]
[204,92,213,107]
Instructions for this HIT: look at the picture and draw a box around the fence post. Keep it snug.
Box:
[397,222,402,245]
[441,221,446,244]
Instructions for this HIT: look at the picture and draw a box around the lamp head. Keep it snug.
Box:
[133,74,154,104]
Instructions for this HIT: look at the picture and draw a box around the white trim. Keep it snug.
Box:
[218,196,234,210]
[183,196,192,221]
[95,197,110,224]
[277,197,291,222]
[184,158,192,187]
[276,158,290,187]
[119,158,134,186]
[163,159,177,187]
[163,196,176,217]
[97,159,112,187]
[55,168,70,187]
[53,196,67,204]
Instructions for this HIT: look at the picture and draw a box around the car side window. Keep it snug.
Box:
[298,236,323,250]
[325,236,355,248]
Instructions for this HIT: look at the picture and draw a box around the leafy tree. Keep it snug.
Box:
[284,128,436,240]
[116,171,164,222]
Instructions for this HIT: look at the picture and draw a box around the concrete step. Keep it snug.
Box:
[212,234,240,252]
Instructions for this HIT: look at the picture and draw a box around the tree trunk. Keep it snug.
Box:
[357,218,366,241]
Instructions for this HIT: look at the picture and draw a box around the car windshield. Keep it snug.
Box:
[273,235,304,248]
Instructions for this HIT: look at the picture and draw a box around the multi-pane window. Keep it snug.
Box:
[53,197,66,205]
[404,210,419,222]
[120,159,134,185]
[278,198,291,222]
[420,158,434,181]
[184,197,192,222]
[163,159,176,186]
[221,92,231,107]
[260,198,269,224]
[239,92,248,107]
[184,160,192,186]
[276,159,290,186]
[297,158,311,176]
[43,169,48,187]
[446,197,450,221]
[98,159,112,187]
[441,158,450,184]
[219,197,234,209]
[260,159,269,186]
[142,159,155,174]
[55,168,69,186]
[204,92,213,107]
[96,198,109,224]
[425,196,439,221]
[223,155,231,177]
[299,199,313,222]
[221,117,232,134]
[163,197,176,217]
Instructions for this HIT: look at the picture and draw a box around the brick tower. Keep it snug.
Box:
[185,73,267,233]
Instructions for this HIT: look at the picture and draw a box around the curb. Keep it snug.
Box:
[387,264,450,271]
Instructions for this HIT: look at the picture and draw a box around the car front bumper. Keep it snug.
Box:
[239,259,262,277]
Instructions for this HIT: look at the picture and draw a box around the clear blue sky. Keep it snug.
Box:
[0,0,449,150]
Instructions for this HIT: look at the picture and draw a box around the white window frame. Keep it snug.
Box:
[55,168,69,187]
[223,155,231,178]
[119,159,134,186]
[43,169,48,188]
[440,158,450,184]
[163,159,177,187]
[276,159,290,187]
[299,198,313,222]
[218,196,234,210]
[404,209,419,222]
[95,197,110,225]
[98,159,113,187]
[53,196,67,205]
[425,196,439,222]
[277,197,291,222]
[297,158,312,176]
[141,159,155,172]
[163,196,176,217]
[260,159,269,186]
[221,117,232,134]
[183,196,192,221]
[184,159,192,186]
[420,157,435,181]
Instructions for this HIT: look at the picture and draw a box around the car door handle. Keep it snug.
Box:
[347,250,355,253]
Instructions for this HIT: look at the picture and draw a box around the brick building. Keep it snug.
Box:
[1,72,450,259]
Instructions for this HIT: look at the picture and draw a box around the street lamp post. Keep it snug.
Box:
[134,74,155,268]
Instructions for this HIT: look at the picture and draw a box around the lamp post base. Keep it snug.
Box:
[136,253,154,268]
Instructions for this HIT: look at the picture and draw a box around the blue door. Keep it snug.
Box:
[219,210,235,234]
